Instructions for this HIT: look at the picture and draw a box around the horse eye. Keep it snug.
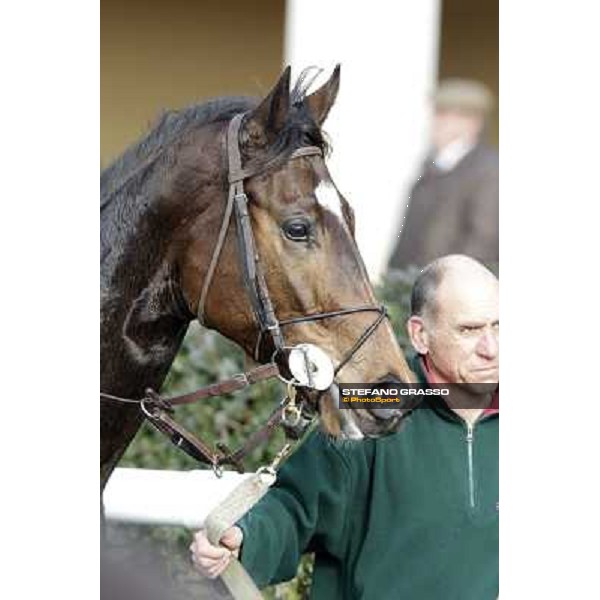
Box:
[283,219,310,242]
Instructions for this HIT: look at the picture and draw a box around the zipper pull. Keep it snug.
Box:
[466,424,474,442]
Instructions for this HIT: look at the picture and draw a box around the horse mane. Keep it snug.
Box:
[101,70,332,210]
[100,96,257,207]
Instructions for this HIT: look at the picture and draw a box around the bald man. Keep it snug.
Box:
[191,255,499,599]
[407,254,499,421]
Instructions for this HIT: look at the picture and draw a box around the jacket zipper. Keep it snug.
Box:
[466,423,475,508]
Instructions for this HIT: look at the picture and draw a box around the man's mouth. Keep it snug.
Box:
[472,366,499,374]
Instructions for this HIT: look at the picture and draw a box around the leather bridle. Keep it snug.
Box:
[101,112,391,473]
[199,113,388,371]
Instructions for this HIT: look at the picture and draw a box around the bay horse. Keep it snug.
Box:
[101,66,414,490]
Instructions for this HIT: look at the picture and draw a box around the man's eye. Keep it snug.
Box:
[459,326,478,333]
[283,220,311,242]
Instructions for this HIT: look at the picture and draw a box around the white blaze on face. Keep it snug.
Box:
[315,181,344,222]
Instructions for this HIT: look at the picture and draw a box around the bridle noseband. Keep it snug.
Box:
[198,112,388,370]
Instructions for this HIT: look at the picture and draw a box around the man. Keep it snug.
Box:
[389,79,499,270]
[191,255,499,599]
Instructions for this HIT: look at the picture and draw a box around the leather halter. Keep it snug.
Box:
[198,112,388,367]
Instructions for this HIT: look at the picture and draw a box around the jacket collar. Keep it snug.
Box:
[433,138,476,172]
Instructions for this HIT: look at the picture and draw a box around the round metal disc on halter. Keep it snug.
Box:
[288,343,334,390]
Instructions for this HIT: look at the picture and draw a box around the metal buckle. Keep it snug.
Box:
[282,404,302,427]
[140,388,174,416]
[281,383,302,427]
[212,460,224,479]
[233,372,249,386]
[140,397,162,419]
[256,442,292,479]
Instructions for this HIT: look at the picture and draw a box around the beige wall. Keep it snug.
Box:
[438,0,499,145]
[102,0,498,161]
[101,0,285,164]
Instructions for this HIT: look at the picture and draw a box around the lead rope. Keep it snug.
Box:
[203,419,318,600]
[204,471,273,600]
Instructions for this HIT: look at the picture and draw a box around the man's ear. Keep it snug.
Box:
[242,66,291,150]
[304,64,340,126]
[407,316,430,355]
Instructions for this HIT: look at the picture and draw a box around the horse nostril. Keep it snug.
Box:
[378,374,403,386]
[370,407,402,421]
[368,376,406,421]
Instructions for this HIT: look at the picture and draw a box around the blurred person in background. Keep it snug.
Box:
[388,79,499,271]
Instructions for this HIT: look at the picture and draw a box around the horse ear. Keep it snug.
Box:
[304,64,340,126]
[243,67,291,147]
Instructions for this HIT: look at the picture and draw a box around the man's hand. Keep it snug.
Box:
[189,526,243,579]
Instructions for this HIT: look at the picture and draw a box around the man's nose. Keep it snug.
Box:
[477,328,499,359]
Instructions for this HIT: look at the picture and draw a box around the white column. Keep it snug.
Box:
[285,0,441,281]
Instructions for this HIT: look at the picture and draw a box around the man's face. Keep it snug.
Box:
[410,271,499,389]
[431,108,483,151]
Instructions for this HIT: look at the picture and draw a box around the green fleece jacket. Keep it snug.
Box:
[237,356,499,599]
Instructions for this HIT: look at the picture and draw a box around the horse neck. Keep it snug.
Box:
[99,118,246,487]
[101,189,192,381]
[100,169,194,488]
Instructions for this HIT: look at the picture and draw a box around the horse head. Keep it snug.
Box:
[175,67,416,438]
